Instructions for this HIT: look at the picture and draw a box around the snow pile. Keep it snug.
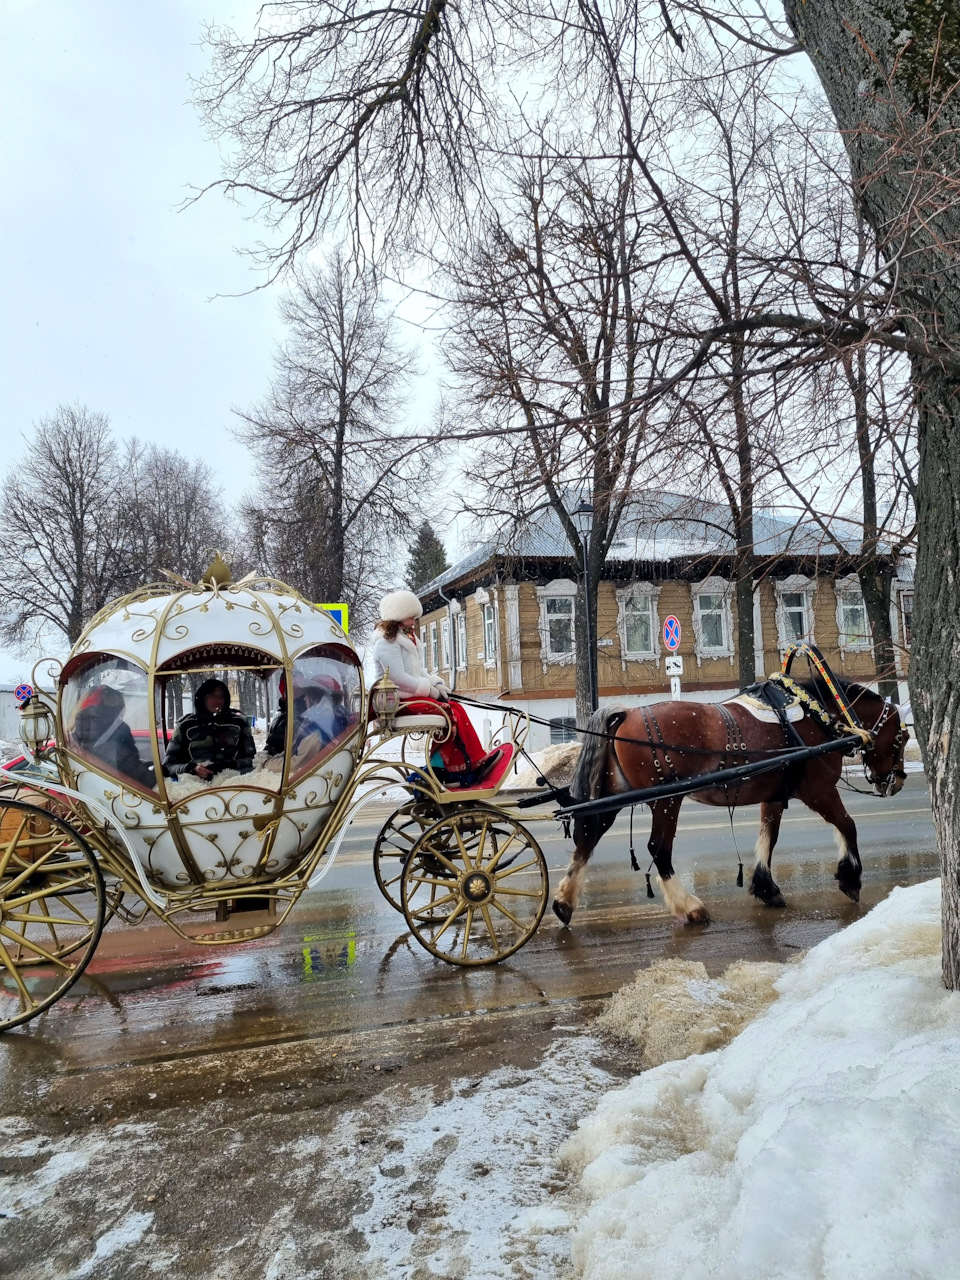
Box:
[597,958,786,1070]
[557,879,960,1280]
[509,741,581,791]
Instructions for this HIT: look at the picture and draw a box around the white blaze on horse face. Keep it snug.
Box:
[657,871,707,922]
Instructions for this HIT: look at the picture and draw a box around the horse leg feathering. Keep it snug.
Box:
[749,801,787,908]
[552,706,626,926]
[648,798,710,924]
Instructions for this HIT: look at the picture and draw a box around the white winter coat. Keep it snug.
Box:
[373,630,448,699]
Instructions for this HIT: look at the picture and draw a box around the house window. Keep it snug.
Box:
[692,577,734,663]
[419,626,426,658]
[900,592,914,647]
[456,611,468,669]
[549,716,577,744]
[483,603,497,662]
[696,592,726,649]
[545,596,574,657]
[616,583,661,663]
[440,618,452,671]
[836,578,871,652]
[536,579,578,668]
[781,593,808,642]
[429,621,438,672]
[775,577,816,651]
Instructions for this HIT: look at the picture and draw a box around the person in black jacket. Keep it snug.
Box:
[71,686,155,789]
[163,678,256,781]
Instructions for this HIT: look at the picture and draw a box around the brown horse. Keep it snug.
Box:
[552,677,907,926]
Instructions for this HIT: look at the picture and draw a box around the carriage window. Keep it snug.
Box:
[544,597,574,657]
[270,647,362,784]
[62,656,158,795]
[456,612,468,669]
[696,593,727,650]
[483,603,498,663]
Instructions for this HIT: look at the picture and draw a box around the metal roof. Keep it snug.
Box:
[416,490,881,596]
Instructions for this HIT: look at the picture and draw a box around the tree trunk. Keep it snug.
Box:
[782,0,960,984]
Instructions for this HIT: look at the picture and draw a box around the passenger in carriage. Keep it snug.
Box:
[163,678,256,781]
[372,591,492,784]
[71,686,155,789]
[294,676,350,753]
[265,675,306,756]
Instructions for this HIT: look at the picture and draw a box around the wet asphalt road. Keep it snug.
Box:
[0,774,939,1280]
[0,774,937,1084]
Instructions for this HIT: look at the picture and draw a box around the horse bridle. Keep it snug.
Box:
[862,698,908,794]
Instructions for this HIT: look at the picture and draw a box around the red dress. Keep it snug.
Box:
[399,696,485,776]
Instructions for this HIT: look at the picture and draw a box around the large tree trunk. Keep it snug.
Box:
[782,0,960,984]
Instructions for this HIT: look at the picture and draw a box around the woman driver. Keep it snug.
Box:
[372,591,488,784]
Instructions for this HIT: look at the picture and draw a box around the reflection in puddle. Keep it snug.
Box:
[301,930,361,979]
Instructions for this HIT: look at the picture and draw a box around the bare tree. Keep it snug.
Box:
[236,252,426,629]
[122,442,230,586]
[446,153,674,721]
[0,405,127,649]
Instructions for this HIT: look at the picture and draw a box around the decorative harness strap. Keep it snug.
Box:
[779,642,875,748]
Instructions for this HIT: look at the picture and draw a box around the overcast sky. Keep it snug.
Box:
[0,0,449,685]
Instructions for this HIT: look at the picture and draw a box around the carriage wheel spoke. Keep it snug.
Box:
[494,858,539,880]
[460,908,475,961]
[0,813,30,878]
[0,938,37,1009]
[411,888,459,917]
[484,829,519,875]
[0,923,73,969]
[490,897,525,929]
[491,886,542,898]
[428,899,467,944]
[480,903,500,954]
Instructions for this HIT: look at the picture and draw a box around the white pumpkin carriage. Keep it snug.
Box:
[0,568,549,1031]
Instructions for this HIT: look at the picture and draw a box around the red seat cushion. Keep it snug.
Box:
[463,742,515,791]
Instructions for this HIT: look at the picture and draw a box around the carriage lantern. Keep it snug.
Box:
[19,695,54,756]
[372,672,401,722]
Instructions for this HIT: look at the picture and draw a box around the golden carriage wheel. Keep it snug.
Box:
[400,806,549,966]
[373,799,445,911]
[0,797,107,1032]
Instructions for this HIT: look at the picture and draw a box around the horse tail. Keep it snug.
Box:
[570,705,629,802]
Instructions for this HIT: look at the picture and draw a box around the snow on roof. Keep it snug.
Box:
[418,490,873,595]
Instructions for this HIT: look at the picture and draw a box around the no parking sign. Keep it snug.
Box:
[663,616,681,651]
[14,683,33,706]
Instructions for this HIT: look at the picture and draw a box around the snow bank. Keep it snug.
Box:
[558,879,960,1280]
[597,958,785,1070]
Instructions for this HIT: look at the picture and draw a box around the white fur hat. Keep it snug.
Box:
[379,590,423,622]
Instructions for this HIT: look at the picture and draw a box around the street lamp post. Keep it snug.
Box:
[572,499,598,713]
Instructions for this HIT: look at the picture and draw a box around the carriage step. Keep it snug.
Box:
[190,924,274,943]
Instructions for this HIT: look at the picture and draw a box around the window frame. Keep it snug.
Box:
[616,583,661,663]
[440,617,452,672]
[429,620,439,672]
[774,575,816,653]
[835,575,872,653]
[535,578,578,668]
[455,610,468,670]
[482,602,497,665]
[692,577,735,664]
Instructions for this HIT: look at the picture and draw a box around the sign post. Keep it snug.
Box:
[663,616,682,698]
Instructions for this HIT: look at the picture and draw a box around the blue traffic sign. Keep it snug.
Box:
[14,683,33,705]
[663,616,681,651]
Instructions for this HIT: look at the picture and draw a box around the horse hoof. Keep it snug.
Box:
[764,893,787,909]
[552,899,573,926]
[839,883,861,903]
[685,907,711,925]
